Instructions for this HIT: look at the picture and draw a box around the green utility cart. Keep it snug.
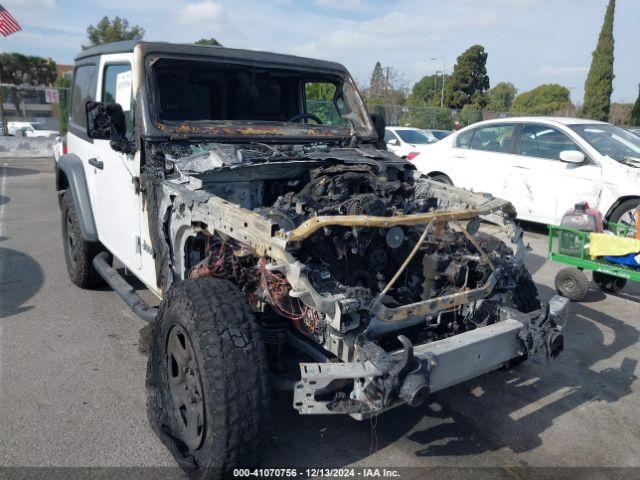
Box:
[548,223,640,301]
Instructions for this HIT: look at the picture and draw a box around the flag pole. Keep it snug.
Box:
[0,87,7,136]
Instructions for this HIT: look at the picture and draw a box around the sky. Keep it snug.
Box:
[1,0,639,104]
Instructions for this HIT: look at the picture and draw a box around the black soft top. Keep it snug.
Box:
[75,41,348,74]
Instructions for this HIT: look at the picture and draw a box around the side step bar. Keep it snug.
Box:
[92,252,158,323]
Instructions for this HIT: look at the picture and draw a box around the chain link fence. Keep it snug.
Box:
[0,84,70,136]
[365,103,585,131]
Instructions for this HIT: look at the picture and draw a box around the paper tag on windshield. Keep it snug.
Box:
[115,70,132,111]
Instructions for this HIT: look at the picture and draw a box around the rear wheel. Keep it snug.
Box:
[60,191,105,288]
[555,267,589,301]
[147,277,270,479]
[593,271,626,293]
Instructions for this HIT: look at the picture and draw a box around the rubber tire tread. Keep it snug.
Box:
[555,267,589,302]
[608,198,640,224]
[592,271,627,293]
[146,277,270,479]
[60,191,104,288]
[511,267,541,313]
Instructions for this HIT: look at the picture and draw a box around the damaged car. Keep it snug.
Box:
[55,40,566,478]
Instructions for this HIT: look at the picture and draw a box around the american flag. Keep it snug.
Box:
[0,4,21,37]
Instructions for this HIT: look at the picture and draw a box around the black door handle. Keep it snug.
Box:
[88,158,104,170]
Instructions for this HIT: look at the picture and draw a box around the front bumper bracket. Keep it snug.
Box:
[293,295,568,419]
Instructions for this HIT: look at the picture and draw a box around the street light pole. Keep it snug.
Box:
[431,57,446,109]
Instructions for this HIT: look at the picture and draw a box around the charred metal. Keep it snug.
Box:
[139,138,564,416]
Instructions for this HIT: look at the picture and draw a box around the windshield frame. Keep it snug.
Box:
[569,123,640,163]
[140,51,375,143]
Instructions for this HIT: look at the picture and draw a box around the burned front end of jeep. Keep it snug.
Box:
[138,48,565,418]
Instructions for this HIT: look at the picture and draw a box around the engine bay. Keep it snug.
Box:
[161,143,530,355]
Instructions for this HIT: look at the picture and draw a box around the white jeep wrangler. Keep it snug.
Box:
[55,40,566,478]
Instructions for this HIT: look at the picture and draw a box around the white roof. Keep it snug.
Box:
[473,116,609,126]
[386,126,423,131]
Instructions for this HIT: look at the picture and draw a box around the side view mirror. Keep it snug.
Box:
[86,101,135,154]
[559,150,585,164]
[387,138,400,147]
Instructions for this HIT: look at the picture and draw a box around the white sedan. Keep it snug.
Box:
[413,116,640,225]
[384,126,438,160]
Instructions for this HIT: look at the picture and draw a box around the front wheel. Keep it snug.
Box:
[146,277,270,479]
[608,199,640,227]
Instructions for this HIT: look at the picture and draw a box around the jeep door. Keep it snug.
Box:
[67,61,99,200]
[91,55,142,269]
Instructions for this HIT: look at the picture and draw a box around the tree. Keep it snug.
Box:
[629,84,640,126]
[368,62,386,100]
[407,73,450,107]
[84,16,145,49]
[510,84,571,115]
[485,82,517,112]
[195,38,222,46]
[444,45,490,110]
[0,53,57,86]
[0,53,57,115]
[363,62,406,107]
[582,0,615,121]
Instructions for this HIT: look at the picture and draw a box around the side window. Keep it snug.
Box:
[384,130,397,143]
[468,124,515,153]
[518,124,581,160]
[304,82,348,125]
[70,64,98,130]
[102,64,133,137]
[455,129,474,148]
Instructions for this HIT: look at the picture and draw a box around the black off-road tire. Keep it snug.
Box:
[60,191,105,288]
[608,198,640,226]
[146,277,270,479]
[593,271,627,293]
[555,267,589,301]
[510,267,541,313]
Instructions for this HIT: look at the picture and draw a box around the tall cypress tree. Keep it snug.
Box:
[582,0,615,121]
[630,84,640,126]
[444,45,490,110]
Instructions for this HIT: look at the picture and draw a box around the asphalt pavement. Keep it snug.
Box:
[1,156,639,474]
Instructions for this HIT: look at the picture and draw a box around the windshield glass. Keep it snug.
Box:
[152,59,365,129]
[31,124,47,130]
[396,129,433,144]
[569,123,640,162]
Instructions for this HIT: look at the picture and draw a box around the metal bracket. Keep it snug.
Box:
[293,362,381,415]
